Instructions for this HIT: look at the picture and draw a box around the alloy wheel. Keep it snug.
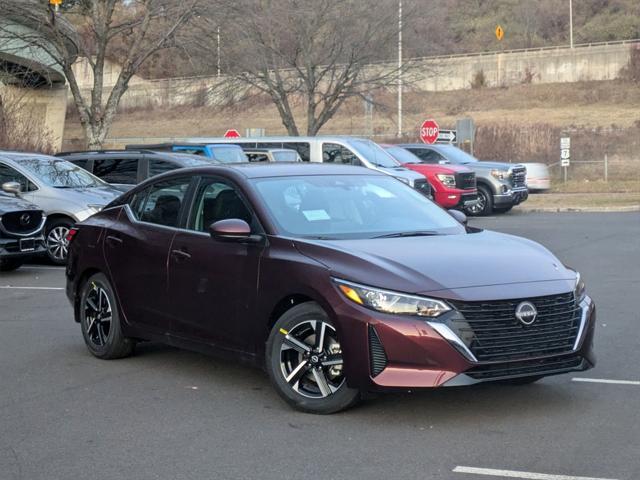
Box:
[83,282,113,347]
[46,226,70,262]
[467,191,486,215]
[279,320,345,399]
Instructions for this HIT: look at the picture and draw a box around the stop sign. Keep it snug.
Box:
[420,119,439,144]
[224,129,241,138]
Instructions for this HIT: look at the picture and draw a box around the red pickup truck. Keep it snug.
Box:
[383,145,478,210]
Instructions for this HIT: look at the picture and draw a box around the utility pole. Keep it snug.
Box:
[569,0,574,48]
[397,0,402,138]
[217,26,221,77]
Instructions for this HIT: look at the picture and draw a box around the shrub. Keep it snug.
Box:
[470,69,487,89]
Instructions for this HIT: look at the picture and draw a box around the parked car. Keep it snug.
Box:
[57,149,218,191]
[383,144,475,209]
[66,163,595,414]
[184,136,431,196]
[125,143,249,163]
[244,148,302,163]
[0,151,121,264]
[0,185,47,271]
[522,163,551,192]
[399,144,528,215]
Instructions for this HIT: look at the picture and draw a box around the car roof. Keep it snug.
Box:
[0,151,60,162]
[163,162,383,180]
[397,143,456,150]
[56,149,212,161]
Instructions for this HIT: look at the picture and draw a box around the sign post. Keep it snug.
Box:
[560,137,571,183]
[420,119,440,144]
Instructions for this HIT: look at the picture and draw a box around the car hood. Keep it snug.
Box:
[294,230,575,295]
[0,194,40,214]
[465,161,523,170]
[51,185,121,206]
[403,163,472,174]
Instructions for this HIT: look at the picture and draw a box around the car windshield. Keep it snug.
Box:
[350,140,400,168]
[384,146,423,164]
[253,175,465,239]
[437,145,478,164]
[17,158,104,188]
[209,145,249,163]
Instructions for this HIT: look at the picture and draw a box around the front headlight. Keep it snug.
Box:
[491,169,508,180]
[334,279,451,318]
[436,174,456,187]
[575,272,586,302]
[394,176,410,185]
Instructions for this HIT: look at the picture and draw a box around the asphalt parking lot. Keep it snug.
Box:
[1,211,638,480]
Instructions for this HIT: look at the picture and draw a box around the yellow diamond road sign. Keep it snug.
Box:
[495,25,504,41]
[50,0,62,5]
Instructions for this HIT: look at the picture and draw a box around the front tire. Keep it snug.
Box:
[266,302,360,414]
[45,218,74,265]
[466,185,493,216]
[79,273,135,359]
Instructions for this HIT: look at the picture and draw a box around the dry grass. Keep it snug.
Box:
[520,192,640,210]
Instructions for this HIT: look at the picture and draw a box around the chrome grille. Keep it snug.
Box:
[0,210,44,236]
[448,292,581,362]
[510,167,527,188]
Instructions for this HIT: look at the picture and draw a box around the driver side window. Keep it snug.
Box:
[188,179,254,232]
[409,149,445,164]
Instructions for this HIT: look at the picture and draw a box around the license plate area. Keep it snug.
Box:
[19,238,36,252]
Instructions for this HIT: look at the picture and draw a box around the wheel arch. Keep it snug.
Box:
[475,178,496,195]
[45,213,76,228]
[72,267,104,323]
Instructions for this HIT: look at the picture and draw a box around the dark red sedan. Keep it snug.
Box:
[65,163,595,413]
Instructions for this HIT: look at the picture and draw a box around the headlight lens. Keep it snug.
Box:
[394,176,410,185]
[436,174,456,187]
[491,169,508,180]
[334,279,450,317]
[575,272,586,302]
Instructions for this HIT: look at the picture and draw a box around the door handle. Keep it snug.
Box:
[170,249,191,261]
[105,235,123,247]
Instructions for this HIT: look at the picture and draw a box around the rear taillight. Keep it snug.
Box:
[65,227,79,243]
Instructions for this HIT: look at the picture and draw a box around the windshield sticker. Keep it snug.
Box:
[302,209,331,221]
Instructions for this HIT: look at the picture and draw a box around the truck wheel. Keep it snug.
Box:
[466,185,493,216]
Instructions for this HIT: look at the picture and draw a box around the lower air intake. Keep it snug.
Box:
[368,326,388,377]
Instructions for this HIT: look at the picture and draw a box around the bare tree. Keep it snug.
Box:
[198,0,416,136]
[0,0,200,149]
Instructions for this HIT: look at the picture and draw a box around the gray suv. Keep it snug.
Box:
[399,144,528,215]
[0,152,121,264]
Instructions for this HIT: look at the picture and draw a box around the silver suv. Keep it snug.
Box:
[0,152,121,264]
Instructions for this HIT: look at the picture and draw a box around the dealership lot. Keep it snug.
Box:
[0,212,638,480]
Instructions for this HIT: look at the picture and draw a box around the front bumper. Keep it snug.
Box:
[334,291,595,391]
[493,186,529,207]
[433,190,478,209]
[0,236,46,259]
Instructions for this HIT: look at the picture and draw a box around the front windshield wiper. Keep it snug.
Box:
[372,230,441,239]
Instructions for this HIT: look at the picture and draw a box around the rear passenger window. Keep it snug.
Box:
[283,142,310,162]
[131,178,191,227]
[149,159,178,177]
[93,158,138,184]
[322,143,362,166]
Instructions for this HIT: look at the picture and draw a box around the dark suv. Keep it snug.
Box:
[0,184,46,271]
[399,144,528,215]
[57,150,217,191]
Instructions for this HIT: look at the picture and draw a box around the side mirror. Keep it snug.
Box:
[1,181,22,197]
[208,218,262,243]
[448,209,468,226]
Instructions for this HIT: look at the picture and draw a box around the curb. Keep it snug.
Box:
[517,205,640,213]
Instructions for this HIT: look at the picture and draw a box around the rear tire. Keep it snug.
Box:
[45,218,74,265]
[79,273,135,359]
[0,258,23,272]
[266,302,360,414]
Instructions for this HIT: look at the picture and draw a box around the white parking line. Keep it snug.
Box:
[19,266,65,271]
[572,377,640,386]
[452,466,618,480]
[0,286,64,291]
